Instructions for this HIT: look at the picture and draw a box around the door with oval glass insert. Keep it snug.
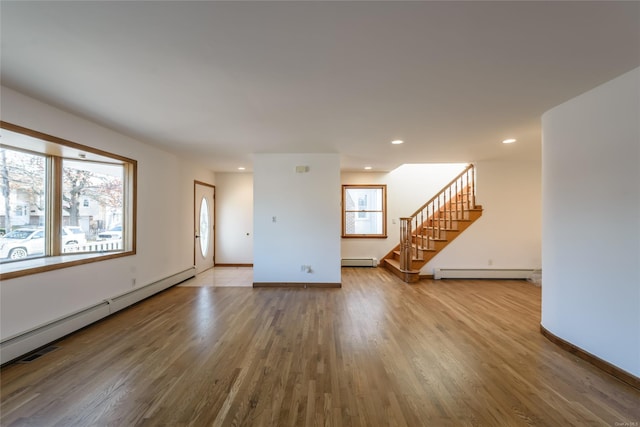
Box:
[194,182,215,274]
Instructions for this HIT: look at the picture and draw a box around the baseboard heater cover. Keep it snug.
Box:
[341,258,378,267]
[0,302,111,365]
[0,267,195,365]
[107,267,195,313]
[434,268,535,280]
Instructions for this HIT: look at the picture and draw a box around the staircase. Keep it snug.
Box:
[382,164,483,283]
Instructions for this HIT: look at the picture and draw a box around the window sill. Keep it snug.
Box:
[0,250,134,281]
[341,235,388,239]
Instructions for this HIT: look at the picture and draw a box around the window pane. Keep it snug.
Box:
[62,160,124,253]
[199,196,209,257]
[345,188,383,211]
[0,148,47,261]
[345,211,383,235]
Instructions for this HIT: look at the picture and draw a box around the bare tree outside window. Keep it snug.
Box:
[0,148,46,234]
[62,160,123,231]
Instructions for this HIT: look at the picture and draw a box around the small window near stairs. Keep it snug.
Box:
[342,185,387,238]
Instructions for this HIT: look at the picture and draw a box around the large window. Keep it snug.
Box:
[0,122,136,280]
[342,185,387,238]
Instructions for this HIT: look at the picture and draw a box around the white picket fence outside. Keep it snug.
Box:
[62,239,123,254]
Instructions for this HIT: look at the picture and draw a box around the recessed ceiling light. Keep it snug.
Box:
[237,167,246,170]
[391,139,404,145]
[502,138,517,144]
[364,166,372,170]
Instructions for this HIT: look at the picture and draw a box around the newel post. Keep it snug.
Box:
[399,217,412,271]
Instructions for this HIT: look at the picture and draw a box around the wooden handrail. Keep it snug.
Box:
[409,164,475,218]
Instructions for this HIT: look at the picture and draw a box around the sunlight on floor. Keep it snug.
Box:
[178,266,253,287]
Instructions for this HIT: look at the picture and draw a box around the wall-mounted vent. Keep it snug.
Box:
[341,258,378,267]
[18,345,59,363]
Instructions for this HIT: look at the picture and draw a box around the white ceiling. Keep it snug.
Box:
[1,1,639,172]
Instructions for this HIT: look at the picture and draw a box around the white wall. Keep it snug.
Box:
[214,172,253,264]
[541,68,640,377]
[253,154,341,284]
[0,87,215,340]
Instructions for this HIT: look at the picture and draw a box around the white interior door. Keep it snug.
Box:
[195,182,215,274]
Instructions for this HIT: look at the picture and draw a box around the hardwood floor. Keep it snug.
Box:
[1,268,638,426]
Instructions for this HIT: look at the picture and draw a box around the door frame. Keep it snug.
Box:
[194,180,215,269]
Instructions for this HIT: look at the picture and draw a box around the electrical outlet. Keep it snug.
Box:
[488,259,493,266]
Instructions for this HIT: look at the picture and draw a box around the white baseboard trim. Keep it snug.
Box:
[434,268,535,280]
[0,267,195,365]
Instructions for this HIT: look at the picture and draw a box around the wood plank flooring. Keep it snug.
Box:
[1,268,639,426]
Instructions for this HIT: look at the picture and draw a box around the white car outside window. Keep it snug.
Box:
[0,227,88,260]
[62,226,87,245]
[0,229,45,260]
[97,225,122,241]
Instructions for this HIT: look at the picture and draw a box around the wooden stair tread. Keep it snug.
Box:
[392,249,429,258]
[419,227,459,231]
[384,258,420,273]
[445,205,482,210]
[413,237,447,242]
